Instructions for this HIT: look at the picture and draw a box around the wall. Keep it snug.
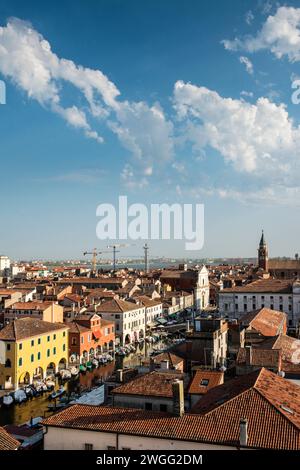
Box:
[44,426,236,450]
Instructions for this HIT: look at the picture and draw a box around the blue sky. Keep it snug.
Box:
[1,0,300,260]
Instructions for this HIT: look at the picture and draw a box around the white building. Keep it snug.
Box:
[218,278,300,327]
[97,298,146,345]
[0,256,10,276]
[194,265,210,311]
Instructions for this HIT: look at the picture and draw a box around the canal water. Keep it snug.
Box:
[0,338,170,426]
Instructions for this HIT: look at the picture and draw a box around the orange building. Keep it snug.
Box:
[68,313,115,363]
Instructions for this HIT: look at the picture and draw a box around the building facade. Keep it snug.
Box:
[0,318,69,390]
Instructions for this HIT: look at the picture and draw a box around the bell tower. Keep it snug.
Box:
[258,230,268,271]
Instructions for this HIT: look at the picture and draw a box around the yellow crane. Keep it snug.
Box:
[83,248,113,274]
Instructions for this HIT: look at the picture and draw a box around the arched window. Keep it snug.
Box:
[5,358,11,368]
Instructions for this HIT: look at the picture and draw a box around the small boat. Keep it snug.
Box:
[47,402,68,411]
[60,369,72,380]
[70,366,79,377]
[45,380,55,390]
[106,354,113,362]
[86,361,93,371]
[50,386,65,400]
[92,359,99,368]
[79,364,87,373]
[14,389,27,403]
[3,394,14,406]
[24,386,34,397]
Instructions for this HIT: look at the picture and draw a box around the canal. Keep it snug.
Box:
[0,338,171,426]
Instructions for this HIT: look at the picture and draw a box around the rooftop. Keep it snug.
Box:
[0,318,68,341]
[112,370,184,398]
[42,368,300,450]
[188,370,224,395]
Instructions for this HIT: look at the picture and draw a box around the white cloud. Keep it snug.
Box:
[0,18,173,178]
[245,10,254,25]
[173,80,300,180]
[222,6,300,62]
[239,56,254,74]
[240,90,254,98]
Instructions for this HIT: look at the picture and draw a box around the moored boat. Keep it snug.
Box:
[70,366,79,377]
[60,369,72,380]
[3,394,14,406]
[49,386,65,400]
[79,364,86,373]
[92,359,99,368]
[14,389,27,403]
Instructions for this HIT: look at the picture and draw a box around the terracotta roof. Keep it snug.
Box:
[222,279,292,293]
[0,427,20,450]
[112,371,184,398]
[0,318,68,341]
[188,370,224,395]
[236,347,281,368]
[268,259,300,270]
[153,352,183,368]
[240,308,286,336]
[42,369,300,449]
[252,334,300,372]
[6,301,54,311]
[96,298,143,313]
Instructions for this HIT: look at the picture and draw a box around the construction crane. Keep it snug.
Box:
[143,243,149,274]
[106,243,135,274]
[83,248,113,275]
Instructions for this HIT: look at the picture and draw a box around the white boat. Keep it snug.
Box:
[60,369,71,380]
[45,380,55,390]
[70,366,79,377]
[14,389,27,403]
[106,354,113,362]
[92,359,99,368]
[3,394,13,406]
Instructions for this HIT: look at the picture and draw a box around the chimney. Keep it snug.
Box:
[172,379,184,417]
[116,369,123,383]
[245,345,252,364]
[160,359,169,370]
[149,356,155,372]
[239,418,248,447]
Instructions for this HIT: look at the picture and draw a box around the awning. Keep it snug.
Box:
[93,330,101,340]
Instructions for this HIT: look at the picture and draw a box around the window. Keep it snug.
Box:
[47,336,50,342]
[145,402,152,410]
[115,314,120,319]
[270,304,274,310]
[72,338,77,346]
[31,340,34,347]
[6,344,10,351]
[5,359,11,368]
[200,379,209,386]
[84,443,93,450]
[38,338,41,345]
[252,304,256,310]
[289,305,292,311]
[63,331,66,337]
[19,358,22,366]
[47,349,50,357]
[31,354,34,362]
[19,343,22,351]
[53,347,56,355]
[53,334,56,340]
[279,305,283,311]
[63,344,66,352]
[244,304,247,312]
[81,337,84,344]
[37,352,41,360]
[160,404,167,412]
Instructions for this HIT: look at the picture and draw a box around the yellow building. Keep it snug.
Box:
[0,318,69,390]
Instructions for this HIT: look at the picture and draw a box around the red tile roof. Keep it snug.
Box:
[0,427,20,450]
[42,369,300,449]
[240,308,286,336]
[188,370,224,395]
[0,318,68,341]
[112,371,184,398]
[222,279,292,293]
[96,298,142,313]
